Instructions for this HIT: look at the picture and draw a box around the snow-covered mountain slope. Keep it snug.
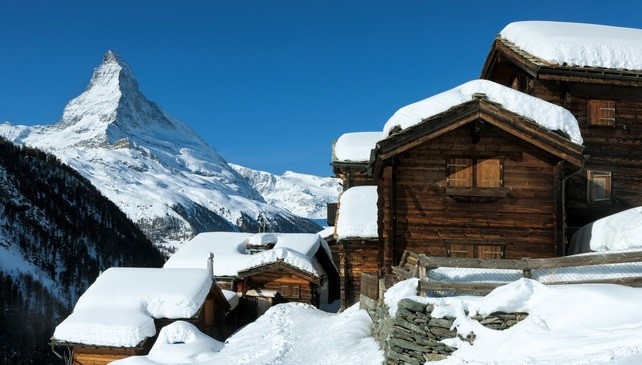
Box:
[0,51,320,252]
[0,138,164,363]
[230,164,341,220]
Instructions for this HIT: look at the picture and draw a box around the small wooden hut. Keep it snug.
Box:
[51,268,235,365]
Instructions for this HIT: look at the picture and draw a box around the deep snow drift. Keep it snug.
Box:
[107,277,642,365]
[112,303,383,365]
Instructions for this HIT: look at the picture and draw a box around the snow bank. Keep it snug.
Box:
[334,132,381,162]
[384,278,642,364]
[336,186,378,239]
[590,207,642,252]
[501,21,642,71]
[381,79,583,145]
[164,232,329,278]
[52,268,212,347]
[113,303,383,365]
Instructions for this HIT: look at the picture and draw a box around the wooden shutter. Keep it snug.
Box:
[449,244,474,258]
[588,100,615,126]
[447,158,473,187]
[476,159,501,188]
[478,245,504,259]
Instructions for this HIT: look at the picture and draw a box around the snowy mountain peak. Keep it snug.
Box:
[0,51,321,251]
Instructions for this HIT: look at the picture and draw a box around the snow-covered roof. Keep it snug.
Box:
[578,207,642,252]
[52,268,212,347]
[334,132,381,163]
[500,21,642,71]
[164,232,330,278]
[317,226,335,239]
[336,186,378,240]
[381,79,583,145]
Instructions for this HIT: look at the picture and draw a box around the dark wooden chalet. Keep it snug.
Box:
[236,243,339,321]
[481,21,642,233]
[371,89,584,268]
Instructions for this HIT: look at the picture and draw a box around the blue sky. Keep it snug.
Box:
[2,1,642,177]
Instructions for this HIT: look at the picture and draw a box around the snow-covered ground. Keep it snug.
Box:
[112,303,383,365]
[107,276,642,365]
[385,278,642,365]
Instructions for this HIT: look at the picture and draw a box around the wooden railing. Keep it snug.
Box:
[392,250,642,296]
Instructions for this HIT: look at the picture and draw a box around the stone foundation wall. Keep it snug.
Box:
[362,296,528,365]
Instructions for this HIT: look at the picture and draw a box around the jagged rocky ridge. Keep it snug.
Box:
[230,164,341,220]
[0,51,321,253]
[0,137,164,364]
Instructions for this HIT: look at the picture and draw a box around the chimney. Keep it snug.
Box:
[207,252,215,278]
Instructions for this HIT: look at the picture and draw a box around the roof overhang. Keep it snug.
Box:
[372,98,584,177]
[481,38,642,86]
[237,261,321,285]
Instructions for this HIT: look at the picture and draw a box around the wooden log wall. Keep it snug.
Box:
[378,124,563,265]
[337,239,383,307]
[72,346,144,365]
[489,62,642,230]
[245,272,316,306]
[531,79,642,228]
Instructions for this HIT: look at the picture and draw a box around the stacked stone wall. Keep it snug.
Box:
[362,296,528,365]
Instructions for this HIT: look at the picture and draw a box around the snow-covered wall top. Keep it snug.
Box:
[382,79,583,145]
[334,132,381,163]
[336,186,378,240]
[500,21,642,71]
[589,207,642,252]
[164,232,330,277]
[52,268,212,347]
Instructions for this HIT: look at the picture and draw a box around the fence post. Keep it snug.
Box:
[521,257,532,279]
[418,266,427,296]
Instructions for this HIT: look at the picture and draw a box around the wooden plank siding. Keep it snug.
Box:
[244,272,317,306]
[481,40,642,233]
[337,239,382,307]
[378,122,565,266]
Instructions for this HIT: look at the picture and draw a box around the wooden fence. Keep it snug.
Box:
[391,250,642,296]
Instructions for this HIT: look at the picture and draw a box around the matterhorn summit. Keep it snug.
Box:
[0,51,321,253]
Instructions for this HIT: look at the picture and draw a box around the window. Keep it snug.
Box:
[588,100,615,126]
[587,170,612,202]
[447,243,505,259]
[447,158,502,188]
[279,285,301,299]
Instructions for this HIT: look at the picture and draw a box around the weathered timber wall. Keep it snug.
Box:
[488,62,642,230]
[378,123,564,265]
[245,272,316,305]
[336,239,383,307]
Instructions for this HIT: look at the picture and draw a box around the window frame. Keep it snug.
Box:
[446,157,505,198]
[446,242,506,259]
[587,170,612,203]
[587,99,616,127]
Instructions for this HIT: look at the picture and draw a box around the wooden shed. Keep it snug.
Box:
[480,21,642,233]
[164,232,340,323]
[371,81,584,267]
[51,268,235,365]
